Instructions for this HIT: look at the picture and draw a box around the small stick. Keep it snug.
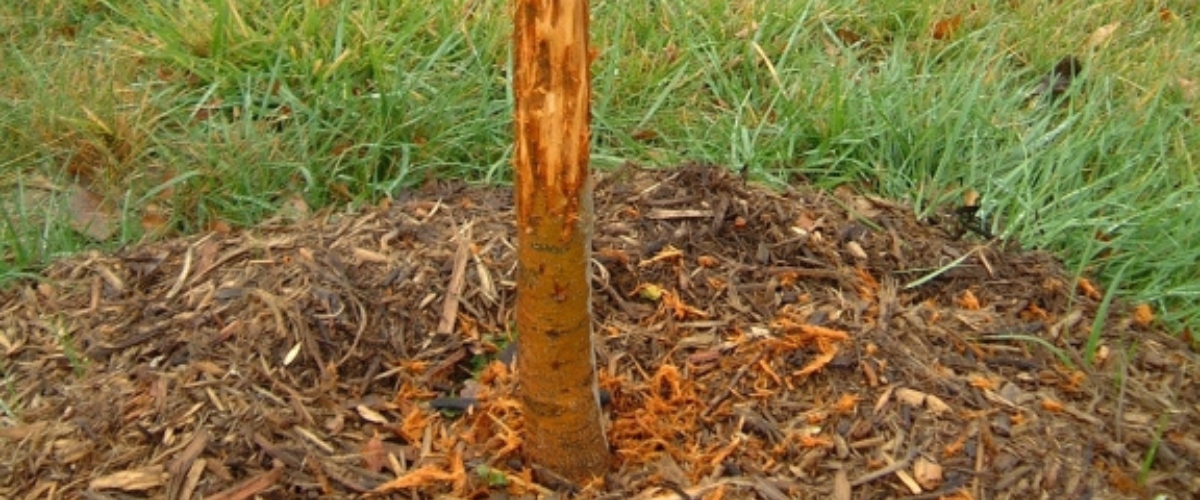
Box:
[437,223,472,337]
[849,446,919,487]
[166,244,194,300]
[702,349,766,417]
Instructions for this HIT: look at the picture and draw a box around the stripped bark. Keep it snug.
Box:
[512,0,609,483]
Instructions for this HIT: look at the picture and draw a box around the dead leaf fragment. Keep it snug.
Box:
[1085,22,1120,50]
[931,15,962,40]
[631,129,660,142]
[361,433,387,473]
[895,387,926,407]
[912,457,944,490]
[357,404,388,424]
[924,394,951,415]
[68,184,118,240]
[279,194,310,221]
[1178,77,1197,101]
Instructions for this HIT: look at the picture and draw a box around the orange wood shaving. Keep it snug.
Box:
[477,360,511,385]
[399,360,431,374]
[957,289,981,310]
[652,364,686,402]
[1077,278,1103,300]
[805,411,829,425]
[968,375,996,391]
[855,268,879,302]
[1132,303,1154,328]
[706,436,743,469]
[943,429,969,458]
[794,346,838,378]
[800,434,834,448]
[1020,302,1050,321]
[641,244,684,267]
[833,393,860,414]
[1063,370,1087,392]
[1041,398,1065,413]
[757,358,783,387]
[662,291,709,319]
[371,464,457,493]
[398,407,432,444]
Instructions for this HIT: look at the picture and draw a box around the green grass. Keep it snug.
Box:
[1,0,1198,342]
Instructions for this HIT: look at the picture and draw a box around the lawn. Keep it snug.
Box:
[2,0,1197,337]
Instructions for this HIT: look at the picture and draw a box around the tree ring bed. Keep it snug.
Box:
[1,164,1196,499]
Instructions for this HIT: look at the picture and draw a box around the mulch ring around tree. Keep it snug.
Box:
[1,163,1197,499]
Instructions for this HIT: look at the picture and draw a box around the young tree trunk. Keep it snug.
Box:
[512,0,608,484]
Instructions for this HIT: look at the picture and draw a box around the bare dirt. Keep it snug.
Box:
[1,164,1197,499]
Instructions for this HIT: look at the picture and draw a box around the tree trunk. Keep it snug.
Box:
[512,0,608,484]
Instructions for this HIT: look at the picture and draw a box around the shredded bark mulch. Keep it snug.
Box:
[1,163,1197,499]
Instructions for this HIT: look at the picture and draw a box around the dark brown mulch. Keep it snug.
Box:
[1,163,1197,499]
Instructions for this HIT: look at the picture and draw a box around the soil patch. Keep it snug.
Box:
[1,164,1196,499]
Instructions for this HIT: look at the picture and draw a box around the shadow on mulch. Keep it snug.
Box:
[1,164,1197,499]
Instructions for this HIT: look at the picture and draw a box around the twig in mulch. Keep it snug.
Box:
[205,463,284,500]
[438,222,473,337]
[166,429,209,500]
[849,444,920,487]
[701,349,767,417]
[165,241,195,300]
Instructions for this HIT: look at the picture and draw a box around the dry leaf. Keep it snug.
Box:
[834,28,861,46]
[140,205,170,235]
[207,219,232,233]
[1178,77,1197,101]
[931,15,963,40]
[1085,22,1120,50]
[68,184,118,241]
[1032,57,1083,99]
[631,129,660,142]
[279,194,310,221]
[361,433,387,473]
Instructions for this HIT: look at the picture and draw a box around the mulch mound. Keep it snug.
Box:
[1,164,1196,499]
